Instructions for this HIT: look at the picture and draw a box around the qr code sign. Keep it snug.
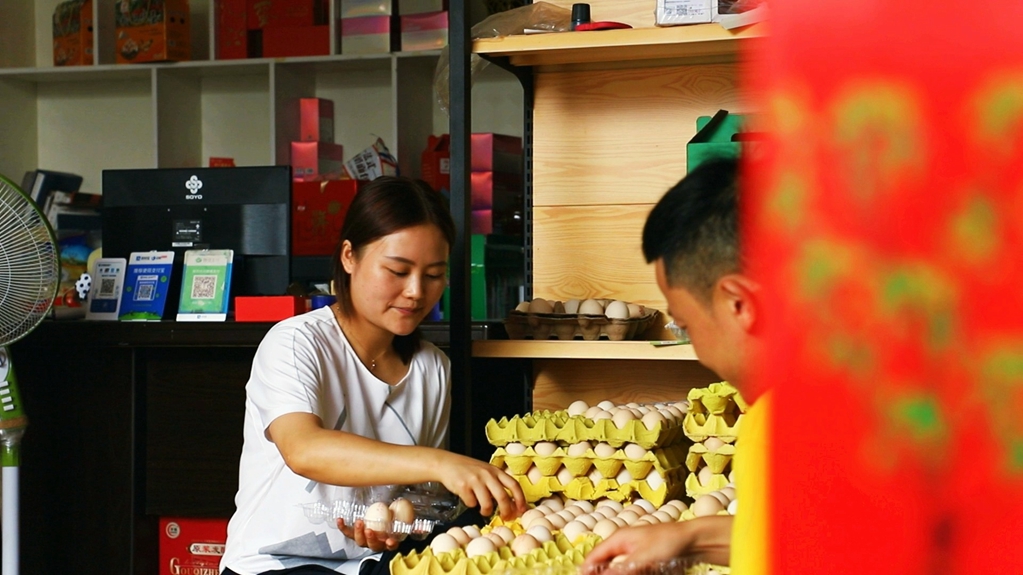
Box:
[190,275,217,300]
[98,278,117,297]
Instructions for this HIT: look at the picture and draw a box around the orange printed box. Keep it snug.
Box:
[116,0,191,64]
[53,0,94,66]
[159,517,227,575]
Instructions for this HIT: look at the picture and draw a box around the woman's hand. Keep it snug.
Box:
[582,517,733,572]
[336,518,401,553]
[435,452,527,521]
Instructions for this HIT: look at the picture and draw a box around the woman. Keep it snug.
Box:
[221,177,526,575]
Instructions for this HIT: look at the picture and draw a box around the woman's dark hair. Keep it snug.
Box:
[331,176,456,365]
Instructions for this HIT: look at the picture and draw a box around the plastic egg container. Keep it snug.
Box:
[682,382,748,442]
[486,400,691,450]
[301,482,463,540]
[504,298,660,341]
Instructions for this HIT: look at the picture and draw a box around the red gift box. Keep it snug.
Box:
[471,209,492,235]
[470,133,522,173]
[299,98,334,143]
[292,179,363,256]
[421,134,450,193]
[471,170,522,211]
[216,0,248,59]
[159,517,228,575]
[246,0,324,29]
[291,141,345,181]
[234,296,306,322]
[263,25,329,57]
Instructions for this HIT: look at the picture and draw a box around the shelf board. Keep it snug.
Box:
[472,23,764,69]
[473,339,699,360]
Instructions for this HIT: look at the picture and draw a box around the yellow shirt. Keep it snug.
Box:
[730,391,771,575]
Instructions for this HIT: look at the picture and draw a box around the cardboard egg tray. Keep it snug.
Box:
[503,310,660,341]
[684,443,735,474]
[509,466,687,507]
[390,533,599,575]
[486,411,687,450]
[490,443,689,482]
[682,382,748,442]
[685,471,731,499]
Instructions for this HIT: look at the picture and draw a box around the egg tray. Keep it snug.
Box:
[390,533,598,575]
[684,471,731,499]
[486,411,687,450]
[490,443,690,482]
[509,467,688,507]
[685,443,736,474]
[682,383,748,443]
[503,310,660,341]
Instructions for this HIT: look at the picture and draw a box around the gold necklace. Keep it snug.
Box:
[331,304,387,371]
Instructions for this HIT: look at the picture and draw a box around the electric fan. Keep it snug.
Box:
[0,174,60,575]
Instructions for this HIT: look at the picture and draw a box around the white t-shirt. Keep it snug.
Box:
[221,306,452,575]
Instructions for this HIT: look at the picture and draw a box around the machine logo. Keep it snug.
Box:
[185,175,203,200]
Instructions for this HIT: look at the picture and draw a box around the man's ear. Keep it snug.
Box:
[340,240,357,274]
[715,273,761,334]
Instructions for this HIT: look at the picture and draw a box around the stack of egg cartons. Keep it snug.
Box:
[681,382,746,519]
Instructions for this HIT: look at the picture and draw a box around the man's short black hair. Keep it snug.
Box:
[642,156,740,302]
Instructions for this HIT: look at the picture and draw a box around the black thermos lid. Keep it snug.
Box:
[571,3,591,30]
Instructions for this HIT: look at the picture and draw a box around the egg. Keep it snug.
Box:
[462,525,482,539]
[617,510,639,525]
[446,526,471,546]
[389,498,415,525]
[587,468,604,483]
[571,500,595,513]
[584,406,604,419]
[563,299,581,314]
[596,400,616,411]
[528,298,554,314]
[623,504,646,516]
[623,443,648,460]
[634,499,656,514]
[592,410,613,421]
[664,406,685,420]
[363,501,392,532]
[556,467,575,487]
[611,409,636,429]
[709,491,730,507]
[595,499,624,513]
[605,300,630,319]
[510,533,541,557]
[594,443,616,458]
[652,510,674,523]
[578,299,604,315]
[704,437,726,451]
[505,442,527,455]
[546,513,567,529]
[636,515,657,525]
[485,532,507,548]
[539,496,564,511]
[665,500,689,512]
[430,533,460,554]
[552,300,566,314]
[567,400,589,416]
[526,465,544,484]
[591,506,617,520]
[641,411,666,430]
[562,520,590,542]
[611,517,627,528]
[692,494,725,517]
[526,524,553,543]
[615,468,633,484]
[520,508,545,529]
[567,441,592,457]
[719,487,737,501]
[727,499,738,515]
[529,517,554,532]
[729,469,735,483]
[626,303,644,318]
[646,469,665,490]
[490,525,515,545]
[593,518,619,539]
[465,536,498,558]
[557,508,580,523]
[574,513,598,529]
[660,504,682,520]
[533,441,558,456]
[698,466,715,486]
[673,400,690,413]
[514,300,530,313]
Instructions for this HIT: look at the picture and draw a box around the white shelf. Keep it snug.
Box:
[473,340,699,361]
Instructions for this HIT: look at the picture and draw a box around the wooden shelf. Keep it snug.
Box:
[473,339,698,360]
[472,23,764,69]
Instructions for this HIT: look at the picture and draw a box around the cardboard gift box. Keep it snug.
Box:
[159,517,227,575]
[246,0,326,29]
[471,133,522,173]
[470,170,522,212]
[115,0,191,64]
[292,179,363,256]
[340,0,393,18]
[53,0,94,66]
[263,25,330,57]
[400,10,447,51]
[299,98,335,143]
[235,296,306,322]
[340,15,398,54]
[291,141,345,181]
[216,0,247,59]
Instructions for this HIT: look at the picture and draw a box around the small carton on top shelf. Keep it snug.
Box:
[53,0,94,66]
[399,11,448,51]
[216,0,247,59]
[340,15,398,54]
[291,141,345,181]
[115,0,191,64]
[471,133,522,173]
[398,0,447,16]
[263,25,330,57]
[246,0,326,29]
[340,0,392,18]
[299,98,335,143]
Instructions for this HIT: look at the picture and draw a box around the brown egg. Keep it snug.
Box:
[520,508,544,529]
[389,498,415,526]
[692,494,725,517]
[510,533,541,557]
[491,525,516,544]
[528,298,554,314]
[593,518,619,539]
[485,532,507,548]
[446,526,471,546]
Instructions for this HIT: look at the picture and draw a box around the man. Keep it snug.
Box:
[583,156,770,574]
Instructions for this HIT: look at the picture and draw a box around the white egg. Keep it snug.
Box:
[617,510,639,525]
[674,400,690,413]
[727,499,738,515]
[646,469,665,490]
[546,513,567,529]
[363,502,392,533]
[634,499,656,514]
[615,468,633,484]
[563,299,581,315]
[574,513,598,529]
[584,406,604,419]
[592,410,614,421]
[567,400,589,416]
[709,491,730,507]
[597,400,616,411]
[491,525,516,544]
[611,517,627,528]
[652,510,674,523]
[465,536,498,558]
[719,487,737,501]
[526,524,553,543]
[505,442,527,455]
[605,300,630,319]
[562,520,590,542]
[570,500,595,513]
[623,504,646,516]
[704,437,726,451]
[462,525,482,539]
[626,303,644,318]
[430,533,460,554]
[510,533,541,557]
[594,443,617,458]
[446,526,471,546]
[698,466,715,486]
[636,515,658,525]
[666,500,689,512]
[556,509,579,524]
[528,298,554,314]
[729,469,735,483]
[587,468,604,484]
[612,410,636,429]
[567,441,592,457]
[595,499,624,513]
[692,494,725,517]
[593,518,619,539]
[578,299,605,315]
[534,441,558,456]
[514,301,530,313]
[526,465,544,485]
[591,507,616,520]
[485,532,507,548]
[641,411,665,430]
[539,496,564,511]
[529,517,554,532]
[664,406,685,421]
[623,443,648,460]
[660,504,681,520]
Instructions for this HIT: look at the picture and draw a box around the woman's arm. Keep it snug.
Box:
[582,516,734,570]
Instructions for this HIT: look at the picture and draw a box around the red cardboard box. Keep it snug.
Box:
[471,209,492,235]
[299,98,334,143]
[471,133,522,173]
[291,141,345,181]
[292,179,362,256]
[246,0,324,29]
[263,25,329,57]
[400,10,447,52]
[421,134,450,193]
[53,0,94,66]
[159,517,227,575]
[115,0,191,64]
[470,170,522,211]
[217,0,247,59]
[235,296,306,322]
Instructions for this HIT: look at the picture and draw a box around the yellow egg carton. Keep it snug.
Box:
[509,467,687,507]
[503,309,660,341]
[390,533,598,575]
[491,443,689,482]
[486,412,687,450]
[684,443,735,474]
[682,383,748,442]
[684,471,731,499]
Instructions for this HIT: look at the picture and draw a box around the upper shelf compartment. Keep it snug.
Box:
[472,23,764,70]
[473,340,699,361]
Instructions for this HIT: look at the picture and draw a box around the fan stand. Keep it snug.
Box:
[0,348,25,575]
